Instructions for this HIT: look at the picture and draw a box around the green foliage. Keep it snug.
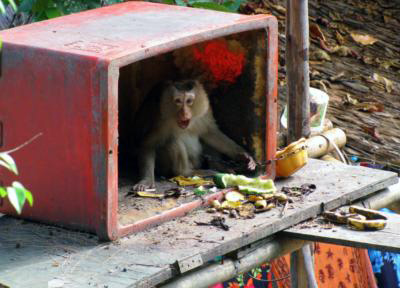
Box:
[0,152,33,214]
[0,0,123,21]
[0,0,16,14]
[163,0,245,13]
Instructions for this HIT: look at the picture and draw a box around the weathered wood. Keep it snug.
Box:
[286,0,310,142]
[0,160,396,288]
[284,211,400,253]
[161,237,307,288]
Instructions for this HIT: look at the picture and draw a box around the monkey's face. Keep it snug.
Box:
[172,81,196,129]
[173,90,195,129]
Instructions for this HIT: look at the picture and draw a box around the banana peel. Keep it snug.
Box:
[349,206,387,220]
[347,206,387,231]
[322,211,366,224]
[348,218,387,231]
[323,206,388,231]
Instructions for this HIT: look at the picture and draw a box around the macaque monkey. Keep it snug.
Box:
[132,79,256,191]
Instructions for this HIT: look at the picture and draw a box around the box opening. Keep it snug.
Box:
[117,30,268,226]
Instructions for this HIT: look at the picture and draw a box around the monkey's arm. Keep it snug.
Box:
[133,133,158,191]
[201,120,256,170]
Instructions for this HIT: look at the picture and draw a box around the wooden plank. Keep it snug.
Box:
[286,0,310,142]
[283,212,400,253]
[0,160,397,288]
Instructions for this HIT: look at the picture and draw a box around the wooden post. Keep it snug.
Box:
[286,1,314,286]
[290,245,318,288]
[286,0,310,143]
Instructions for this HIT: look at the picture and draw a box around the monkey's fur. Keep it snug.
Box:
[132,80,255,191]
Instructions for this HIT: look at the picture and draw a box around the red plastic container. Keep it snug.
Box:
[0,2,278,240]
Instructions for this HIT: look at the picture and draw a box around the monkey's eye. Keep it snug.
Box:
[174,98,183,105]
[186,98,194,105]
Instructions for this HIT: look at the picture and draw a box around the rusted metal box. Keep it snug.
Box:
[0,2,277,240]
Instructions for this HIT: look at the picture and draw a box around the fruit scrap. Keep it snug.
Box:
[322,206,387,231]
[225,191,245,202]
[213,173,276,194]
[281,183,316,197]
[237,203,256,219]
[211,200,222,209]
[255,202,276,213]
[248,195,264,202]
[347,218,386,231]
[274,193,288,203]
[348,206,387,220]
[171,175,214,187]
[323,211,366,224]
[254,199,267,209]
[195,216,230,231]
[221,200,242,210]
[136,191,164,199]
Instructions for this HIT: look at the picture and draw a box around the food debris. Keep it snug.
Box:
[281,183,316,197]
[195,216,230,231]
[170,176,214,187]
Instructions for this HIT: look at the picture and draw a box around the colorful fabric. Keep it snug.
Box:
[211,244,377,288]
[368,208,400,287]
[314,243,377,288]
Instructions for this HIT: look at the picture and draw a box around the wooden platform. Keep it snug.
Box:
[283,208,400,253]
[0,160,397,288]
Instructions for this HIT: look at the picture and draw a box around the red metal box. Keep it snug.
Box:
[0,2,277,240]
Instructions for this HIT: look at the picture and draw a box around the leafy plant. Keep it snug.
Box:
[0,0,123,21]
[0,153,33,214]
[163,0,245,13]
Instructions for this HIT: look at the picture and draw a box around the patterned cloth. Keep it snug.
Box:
[211,244,377,288]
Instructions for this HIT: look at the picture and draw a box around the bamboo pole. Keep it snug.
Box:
[286,0,310,143]
[160,237,308,288]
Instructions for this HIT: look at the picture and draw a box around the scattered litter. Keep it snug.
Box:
[322,206,387,231]
[170,176,214,187]
[195,216,230,231]
[135,191,164,199]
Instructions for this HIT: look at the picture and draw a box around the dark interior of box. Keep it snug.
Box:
[117,30,268,226]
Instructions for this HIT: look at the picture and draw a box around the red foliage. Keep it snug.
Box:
[193,40,245,84]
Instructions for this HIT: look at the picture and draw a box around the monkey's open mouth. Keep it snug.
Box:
[178,119,190,129]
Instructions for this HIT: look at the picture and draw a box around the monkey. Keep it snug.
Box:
[132,79,256,192]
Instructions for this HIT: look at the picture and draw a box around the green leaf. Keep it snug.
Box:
[0,187,6,198]
[191,2,232,12]
[187,0,213,5]
[7,0,17,11]
[222,0,243,12]
[32,0,49,14]
[13,181,33,207]
[0,153,18,175]
[0,1,6,14]
[162,0,175,4]
[18,0,35,13]
[175,0,187,6]
[45,7,63,18]
[7,186,25,214]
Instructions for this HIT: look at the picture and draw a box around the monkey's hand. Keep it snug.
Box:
[237,152,256,171]
[132,179,156,192]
